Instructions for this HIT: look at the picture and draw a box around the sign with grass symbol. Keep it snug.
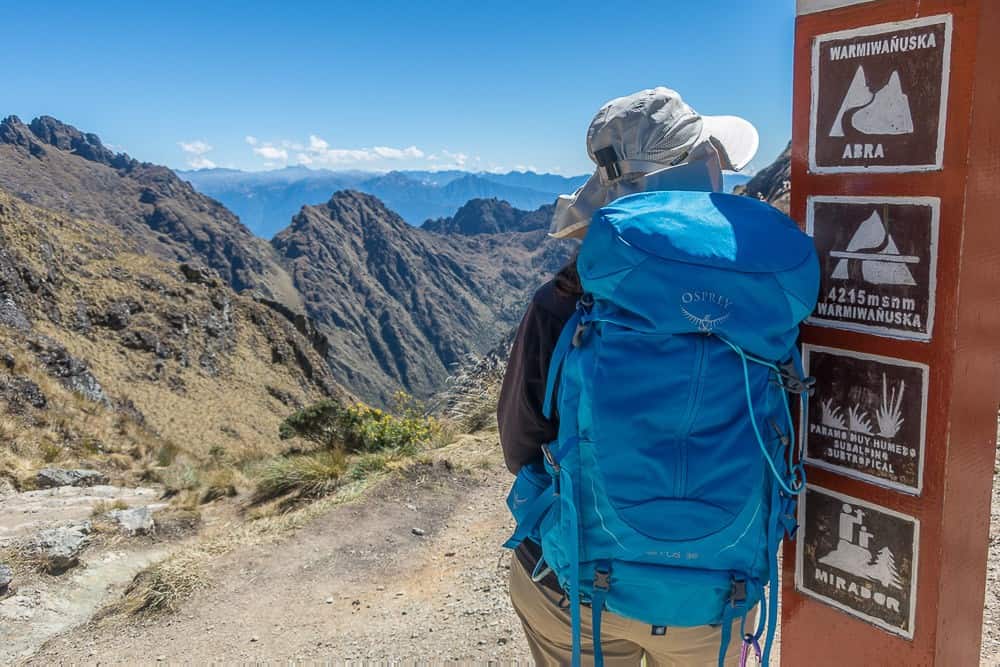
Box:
[802,344,928,494]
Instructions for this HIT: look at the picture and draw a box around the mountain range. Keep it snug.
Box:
[180,166,588,238]
[0,115,573,405]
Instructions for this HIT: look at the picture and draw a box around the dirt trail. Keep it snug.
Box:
[20,441,1000,665]
[26,436,534,663]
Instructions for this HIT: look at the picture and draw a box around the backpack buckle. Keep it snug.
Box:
[778,360,816,396]
[729,579,747,607]
[593,566,611,591]
[541,443,558,471]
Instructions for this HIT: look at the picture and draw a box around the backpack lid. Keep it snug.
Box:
[598,190,813,274]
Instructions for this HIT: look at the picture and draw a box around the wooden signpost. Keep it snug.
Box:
[784,0,1000,664]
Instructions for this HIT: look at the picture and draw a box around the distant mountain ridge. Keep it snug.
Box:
[180,166,587,238]
[270,190,571,402]
[0,115,301,307]
[0,115,574,405]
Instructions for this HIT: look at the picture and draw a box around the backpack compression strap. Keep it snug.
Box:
[542,309,583,420]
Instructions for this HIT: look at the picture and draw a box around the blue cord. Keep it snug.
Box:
[718,337,803,497]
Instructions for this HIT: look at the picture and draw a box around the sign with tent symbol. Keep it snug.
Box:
[809,14,952,172]
[796,485,919,638]
[801,345,927,494]
[806,196,939,341]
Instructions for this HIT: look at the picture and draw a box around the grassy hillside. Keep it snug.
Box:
[0,190,341,492]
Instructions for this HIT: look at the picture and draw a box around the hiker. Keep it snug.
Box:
[498,87,819,666]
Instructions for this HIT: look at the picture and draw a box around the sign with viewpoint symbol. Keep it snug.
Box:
[806,195,939,341]
[796,485,919,638]
[801,344,927,494]
[809,14,952,172]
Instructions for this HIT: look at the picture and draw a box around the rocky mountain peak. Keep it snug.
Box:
[0,116,35,148]
[740,141,791,213]
[25,116,135,170]
[422,198,553,235]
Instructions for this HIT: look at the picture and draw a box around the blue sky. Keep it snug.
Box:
[2,1,794,176]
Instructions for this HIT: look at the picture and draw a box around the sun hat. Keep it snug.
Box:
[550,87,759,239]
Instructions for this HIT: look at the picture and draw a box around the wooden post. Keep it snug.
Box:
[783,0,1000,664]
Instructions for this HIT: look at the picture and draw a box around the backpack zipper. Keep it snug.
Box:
[676,335,708,496]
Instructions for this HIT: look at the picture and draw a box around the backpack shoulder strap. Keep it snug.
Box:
[542,308,584,420]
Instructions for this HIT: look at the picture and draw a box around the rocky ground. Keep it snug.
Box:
[3,439,998,665]
[20,433,534,663]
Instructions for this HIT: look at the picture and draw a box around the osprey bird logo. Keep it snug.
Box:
[681,306,731,333]
[680,290,733,333]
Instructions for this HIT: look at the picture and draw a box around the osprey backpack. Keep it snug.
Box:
[503,190,820,667]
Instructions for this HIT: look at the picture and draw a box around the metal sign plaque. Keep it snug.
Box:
[807,195,939,341]
[802,345,927,494]
[809,14,953,172]
[796,485,919,638]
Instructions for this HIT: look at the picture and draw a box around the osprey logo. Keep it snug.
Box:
[680,291,732,333]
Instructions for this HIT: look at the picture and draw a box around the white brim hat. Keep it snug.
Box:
[550,87,759,239]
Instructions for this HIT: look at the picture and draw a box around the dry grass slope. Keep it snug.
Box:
[0,190,340,493]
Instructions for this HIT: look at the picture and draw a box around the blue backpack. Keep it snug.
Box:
[504,190,819,666]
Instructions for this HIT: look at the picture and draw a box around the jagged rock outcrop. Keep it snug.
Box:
[271,191,572,403]
[422,199,553,235]
[35,468,109,489]
[740,141,791,213]
[0,115,300,305]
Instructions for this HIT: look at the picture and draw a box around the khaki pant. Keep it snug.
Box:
[509,557,755,666]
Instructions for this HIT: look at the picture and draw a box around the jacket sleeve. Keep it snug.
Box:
[497,300,564,474]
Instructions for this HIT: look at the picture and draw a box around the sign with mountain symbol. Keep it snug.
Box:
[807,196,939,341]
[810,14,952,172]
[796,485,919,638]
[802,345,927,494]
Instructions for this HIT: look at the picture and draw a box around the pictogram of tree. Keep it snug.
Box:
[868,546,903,589]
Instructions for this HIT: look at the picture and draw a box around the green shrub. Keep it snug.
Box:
[278,393,438,455]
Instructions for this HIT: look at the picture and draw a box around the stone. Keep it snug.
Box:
[28,337,109,405]
[35,468,109,489]
[32,521,91,574]
[108,507,155,536]
[411,527,426,536]
[0,564,12,595]
[0,296,31,332]
[179,263,218,286]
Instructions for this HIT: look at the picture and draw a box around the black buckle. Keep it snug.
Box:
[541,443,559,474]
[768,419,791,448]
[593,568,611,591]
[593,146,621,181]
[778,360,816,396]
[729,579,747,607]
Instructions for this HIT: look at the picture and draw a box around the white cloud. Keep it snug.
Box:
[178,140,213,155]
[372,145,424,160]
[247,133,432,167]
[253,145,289,161]
[308,135,329,151]
[245,135,258,146]
[441,150,467,168]
[187,156,217,169]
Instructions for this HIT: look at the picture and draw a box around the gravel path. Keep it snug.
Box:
[21,440,1000,665]
[26,437,533,664]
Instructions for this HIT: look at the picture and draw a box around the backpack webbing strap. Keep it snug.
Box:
[562,464,583,667]
[718,580,750,667]
[761,482,783,665]
[542,309,583,420]
[591,562,612,667]
[502,485,556,549]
